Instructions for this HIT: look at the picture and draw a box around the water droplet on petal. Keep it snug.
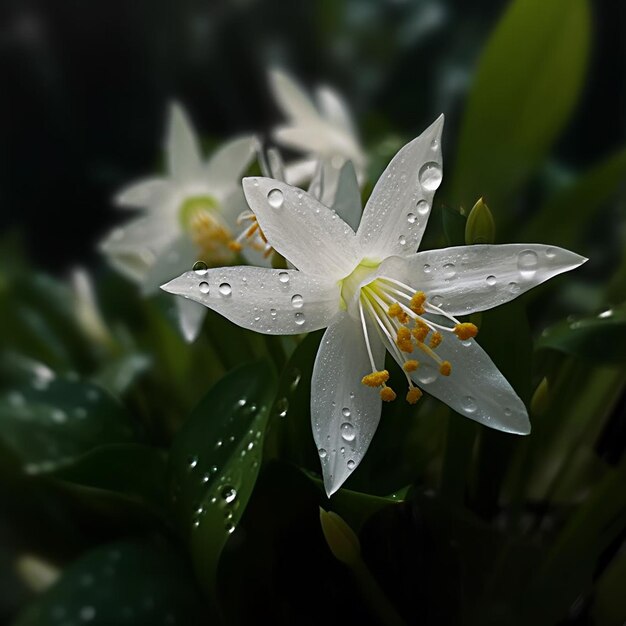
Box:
[504,408,512,417]
[278,272,289,284]
[270,308,277,318]
[462,396,477,413]
[407,213,417,224]
[193,261,208,275]
[431,138,439,150]
[416,200,430,216]
[294,312,305,326]
[545,247,556,259]
[291,294,303,308]
[416,366,438,385]
[341,422,355,442]
[318,448,327,458]
[219,282,232,297]
[398,234,406,245]
[347,459,356,470]
[418,162,442,191]
[199,281,210,294]
[221,486,237,504]
[267,188,284,208]
[342,407,351,418]
[431,295,443,307]
[423,264,432,273]
[486,275,497,286]
[517,250,539,279]
[443,263,456,279]
[508,282,520,295]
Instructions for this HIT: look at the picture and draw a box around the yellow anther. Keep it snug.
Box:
[412,323,429,344]
[403,360,419,372]
[429,331,443,349]
[228,241,243,252]
[396,327,414,353]
[409,291,427,314]
[454,323,478,340]
[388,303,403,318]
[406,387,423,404]
[380,386,397,402]
[439,361,452,376]
[361,370,390,388]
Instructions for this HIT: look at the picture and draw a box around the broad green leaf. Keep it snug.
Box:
[451,0,590,213]
[523,147,626,247]
[536,304,626,364]
[169,360,277,606]
[12,541,205,626]
[0,376,136,474]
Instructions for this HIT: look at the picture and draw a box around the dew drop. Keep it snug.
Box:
[545,247,556,259]
[341,422,355,442]
[193,261,208,275]
[423,264,432,273]
[225,522,236,534]
[276,397,289,418]
[508,282,521,295]
[267,188,284,208]
[347,459,356,470]
[517,250,539,279]
[188,456,198,470]
[294,312,305,326]
[221,486,237,504]
[199,281,210,294]
[431,295,443,307]
[486,275,497,286]
[418,162,442,191]
[416,200,430,216]
[342,407,351,418]
[398,234,407,245]
[407,213,417,224]
[291,294,303,308]
[598,309,613,319]
[290,369,302,390]
[442,263,456,279]
[462,396,477,413]
[416,367,438,385]
[504,408,512,417]
[318,448,327,459]
[218,282,232,297]
[270,308,277,318]
[278,272,290,284]
[431,138,439,150]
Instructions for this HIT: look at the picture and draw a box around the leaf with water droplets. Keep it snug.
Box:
[536,304,626,365]
[12,540,205,626]
[169,360,277,604]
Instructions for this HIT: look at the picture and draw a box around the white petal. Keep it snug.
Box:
[176,297,207,343]
[398,335,530,434]
[161,267,341,335]
[284,157,317,186]
[389,244,587,316]
[311,314,385,496]
[166,102,203,181]
[268,68,319,122]
[115,177,172,209]
[331,161,362,232]
[100,215,176,255]
[357,115,444,260]
[273,124,335,156]
[316,86,357,137]
[204,135,256,190]
[242,177,360,278]
[141,236,197,296]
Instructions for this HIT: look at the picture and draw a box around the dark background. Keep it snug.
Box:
[1,0,624,271]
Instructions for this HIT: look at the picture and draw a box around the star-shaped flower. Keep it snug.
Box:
[100,102,256,342]
[162,115,586,495]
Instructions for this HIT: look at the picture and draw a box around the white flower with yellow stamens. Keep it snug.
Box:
[161,115,586,495]
[100,102,256,342]
[269,68,367,193]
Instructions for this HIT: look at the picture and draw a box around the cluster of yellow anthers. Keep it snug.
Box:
[188,210,234,264]
[359,280,478,405]
[228,211,274,258]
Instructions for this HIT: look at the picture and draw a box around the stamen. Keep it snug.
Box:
[429,331,442,348]
[396,327,414,353]
[229,212,274,257]
[409,291,426,314]
[406,386,422,404]
[439,361,452,376]
[454,323,478,340]
[380,386,397,402]
[403,360,419,372]
[361,370,389,387]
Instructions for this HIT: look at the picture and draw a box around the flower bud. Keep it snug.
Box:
[465,197,496,244]
[531,377,550,417]
[319,508,361,566]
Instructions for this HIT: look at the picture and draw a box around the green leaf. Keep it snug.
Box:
[536,304,626,364]
[12,540,205,626]
[0,376,136,474]
[451,0,590,213]
[522,147,626,248]
[168,360,277,606]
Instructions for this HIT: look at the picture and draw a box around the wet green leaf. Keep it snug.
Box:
[168,360,277,606]
[451,0,590,213]
[12,540,205,626]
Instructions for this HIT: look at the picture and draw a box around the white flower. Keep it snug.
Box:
[100,102,256,342]
[162,115,586,495]
[269,68,367,193]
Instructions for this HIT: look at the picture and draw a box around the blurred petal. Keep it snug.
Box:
[176,297,207,343]
[332,161,362,232]
[204,135,256,189]
[312,314,385,496]
[316,86,357,137]
[386,244,587,316]
[115,177,172,209]
[268,68,319,122]
[242,177,360,278]
[399,335,530,434]
[162,267,341,335]
[284,157,317,186]
[357,115,444,260]
[166,102,202,181]
[141,236,197,296]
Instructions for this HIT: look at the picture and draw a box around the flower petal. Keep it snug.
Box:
[115,177,172,209]
[331,161,362,232]
[175,297,207,343]
[204,135,256,191]
[315,86,357,137]
[311,313,385,496]
[268,68,319,122]
[400,335,530,434]
[166,102,203,181]
[161,267,341,335]
[356,115,444,260]
[141,236,197,296]
[388,244,587,316]
[284,157,317,186]
[242,177,360,278]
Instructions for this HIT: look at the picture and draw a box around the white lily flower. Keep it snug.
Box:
[162,115,586,496]
[269,68,367,193]
[100,102,256,342]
